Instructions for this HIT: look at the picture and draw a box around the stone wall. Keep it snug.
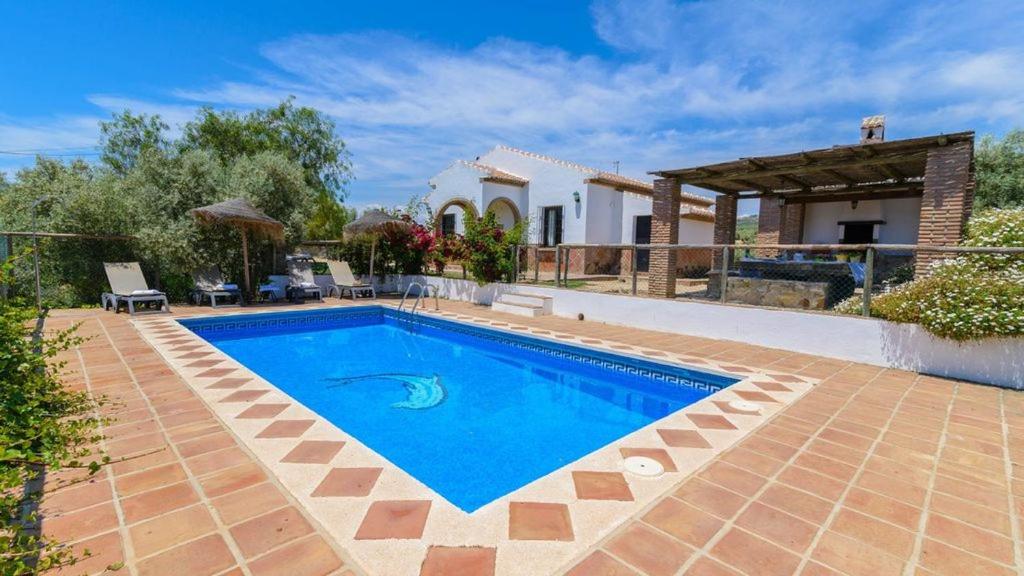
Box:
[725,277,828,310]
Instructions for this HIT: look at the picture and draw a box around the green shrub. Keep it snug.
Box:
[0,255,105,573]
[462,211,523,285]
[850,208,1024,341]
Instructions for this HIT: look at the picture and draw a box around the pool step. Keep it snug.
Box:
[491,292,553,317]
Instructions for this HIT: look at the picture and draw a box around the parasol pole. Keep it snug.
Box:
[241,227,251,300]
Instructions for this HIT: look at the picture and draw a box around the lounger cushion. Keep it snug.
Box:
[130,289,163,296]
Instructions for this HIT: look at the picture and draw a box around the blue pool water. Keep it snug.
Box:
[181,307,738,512]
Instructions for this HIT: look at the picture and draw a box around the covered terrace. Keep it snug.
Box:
[645,127,976,298]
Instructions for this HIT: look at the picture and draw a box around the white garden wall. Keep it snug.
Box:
[393,275,1024,390]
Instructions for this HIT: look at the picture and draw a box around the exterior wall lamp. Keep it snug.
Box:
[572,191,581,204]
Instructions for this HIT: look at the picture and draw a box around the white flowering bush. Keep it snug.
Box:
[843,209,1024,341]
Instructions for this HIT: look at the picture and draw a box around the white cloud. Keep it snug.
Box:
[5,0,1024,209]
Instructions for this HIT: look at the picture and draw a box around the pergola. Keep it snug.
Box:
[644,131,976,297]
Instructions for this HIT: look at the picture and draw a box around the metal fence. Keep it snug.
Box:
[1,231,137,308]
[511,242,1024,317]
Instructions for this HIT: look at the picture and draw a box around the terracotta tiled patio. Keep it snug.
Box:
[42,300,1024,576]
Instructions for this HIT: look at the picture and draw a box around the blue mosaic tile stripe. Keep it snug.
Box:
[385,310,736,392]
[178,306,738,392]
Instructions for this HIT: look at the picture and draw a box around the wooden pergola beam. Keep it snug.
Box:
[674,150,928,186]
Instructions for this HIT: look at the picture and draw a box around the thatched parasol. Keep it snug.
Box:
[190,198,284,297]
[343,209,410,278]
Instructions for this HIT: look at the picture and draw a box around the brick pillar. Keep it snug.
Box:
[712,194,737,269]
[779,203,805,244]
[649,178,681,298]
[916,141,975,276]
[755,196,781,257]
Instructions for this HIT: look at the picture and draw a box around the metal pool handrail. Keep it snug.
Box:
[399,282,439,313]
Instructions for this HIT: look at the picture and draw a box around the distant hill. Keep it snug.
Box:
[736,214,758,244]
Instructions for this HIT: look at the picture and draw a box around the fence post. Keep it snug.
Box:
[719,246,730,303]
[554,245,562,287]
[631,247,638,296]
[862,247,875,317]
[1,234,10,299]
[512,245,520,283]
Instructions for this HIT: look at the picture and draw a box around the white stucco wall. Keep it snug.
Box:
[428,147,713,247]
[585,183,623,244]
[621,192,650,244]
[395,275,1024,389]
[802,197,922,244]
[678,219,715,244]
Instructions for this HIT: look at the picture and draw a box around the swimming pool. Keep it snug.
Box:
[180,307,738,512]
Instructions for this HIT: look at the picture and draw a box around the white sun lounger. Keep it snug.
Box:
[191,265,243,307]
[102,262,170,315]
[325,260,375,300]
[286,258,323,302]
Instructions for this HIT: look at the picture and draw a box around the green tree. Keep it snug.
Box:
[180,97,352,198]
[306,190,356,240]
[975,129,1024,209]
[99,111,169,175]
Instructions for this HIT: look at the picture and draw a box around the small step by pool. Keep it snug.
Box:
[180,307,738,512]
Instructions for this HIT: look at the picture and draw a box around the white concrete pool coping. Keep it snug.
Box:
[133,303,817,576]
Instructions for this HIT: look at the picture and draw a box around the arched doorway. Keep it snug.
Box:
[434,198,478,235]
[485,197,522,230]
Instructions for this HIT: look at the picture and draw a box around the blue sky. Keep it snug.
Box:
[2,0,1023,212]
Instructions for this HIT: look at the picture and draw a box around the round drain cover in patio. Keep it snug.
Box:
[728,399,762,414]
[623,456,664,478]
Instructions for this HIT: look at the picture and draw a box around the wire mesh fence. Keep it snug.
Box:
[1,231,138,308]
[510,242,1024,317]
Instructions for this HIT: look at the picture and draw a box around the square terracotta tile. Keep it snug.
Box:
[657,428,711,448]
[620,447,677,472]
[737,387,774,401]
[355,500,431,540]
[255,419,314,439]
[211,482,288,525]
[572,471,634,501]
[508,502,574,541]
[207,377,252,390]
[246,534,343,576]
[755,380,793,392]
[710,528,801,576]
[219,390,269,403]
[565,551,639,576]
[196,367,236,378]
[135,533,236,576]
[311,467,382,497]
[642,497,723,548]
[236,403,290,419]
[184,359,224,368]
[735,502,818,554]
[120,481,200,524]
[129,504,218,558]
[281,440,346,464]
[605,522,692,576]
[420,546,496,576]
[229,507,314,559]
[688,413,738,430]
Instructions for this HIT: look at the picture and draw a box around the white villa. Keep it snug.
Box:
[427,145,715,274]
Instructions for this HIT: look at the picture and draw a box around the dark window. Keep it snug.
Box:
[634,215,651,272]
[541,206,563,246]
[441,213,456,236]
[841,223,875,244]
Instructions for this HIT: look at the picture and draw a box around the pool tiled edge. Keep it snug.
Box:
[133,306,818,576]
